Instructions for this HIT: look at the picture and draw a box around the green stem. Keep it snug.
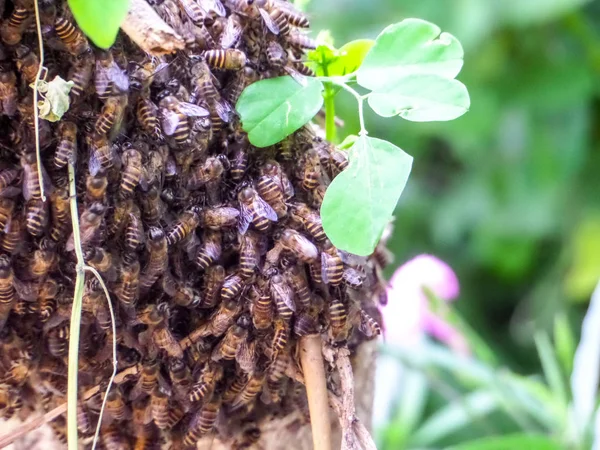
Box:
[316,76,367,136]
[324,84,336,142]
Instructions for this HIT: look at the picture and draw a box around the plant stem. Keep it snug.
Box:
[299,334,332,450]
[317,76,367,137]
[324,86,336,142]
[33,0,46,201]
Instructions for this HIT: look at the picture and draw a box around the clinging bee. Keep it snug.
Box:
[195,229,222,270]
[237,187,277,234]
[166,207,201,246]
[0,69,18,117]
[1,7,31,46]
[119,147,143,199]
[204,49,247,71]
[54,17,91,56]
[54,121,77,169]
[158,92,209,145]
[95,50,129,101]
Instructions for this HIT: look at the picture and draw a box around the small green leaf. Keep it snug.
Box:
[32,76,74,122]
[321,136,412,255]
[553,313,575,376]
[236,76,324,148]
[357,18,464,91]
[307,44,338,77]
[327,39,374,77]
[448,434,563,450]
[368,74,470,122]
[338,134,359,150]
[68,0,129,49]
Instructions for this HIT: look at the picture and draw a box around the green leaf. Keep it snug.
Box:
[357,18,464,91]
[447,434,563,450]
[553,313,575,376]
[533,331,568,407]
[368,74,470,121]
[338,134,359,150]
[327,39,374,77]
[32,76,74,122]
[410,391,499,447]
[307,44,338,77]
[236,76,324,148]
[321,136,412,255]
[68,0,129,49]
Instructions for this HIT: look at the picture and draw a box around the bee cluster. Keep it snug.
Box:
[0,0,389,448]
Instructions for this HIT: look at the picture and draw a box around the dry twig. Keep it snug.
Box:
[299,334,332,450]
[120,0,185,55]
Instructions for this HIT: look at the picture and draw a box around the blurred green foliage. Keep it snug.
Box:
[308,0,600,368]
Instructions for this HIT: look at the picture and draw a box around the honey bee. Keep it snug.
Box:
[222,371,248,404]
[150,387,171,429]
[95,94,128,136]
[1,214,23,254]
[87,132,117,176]
[343,267,364,289]
[54,121,77,169]
[230,147,249,182]
[106,388,130,422]
[140,227,169,294]
[183,395,222,446]
[143,304,184,359]
[266,40,307,83]
[3,356,32,386]
[225,66,257,104]
[262,159,294,200]
[39,280,58,323]
[85,247,115,280]
[190,60,233,126]
[119,147,143,198]
[285,264,311,309]
[238,186,277,234]
[131,358,162,401]
[270,274,295,321]
[309,184,326,209]
[54,16,91,56]
[256,173,287,218]
[138,185,165,226]
[204,49,247,70]
[212,315,250,361]
[14,45,39,84]
[95,50,130,101]
[195,229,222,270]
[158,92,209,145]
[162,272,201,308]
[0,197,14,231]
[234,425,262,450]
[115,259,140,308]
[188,155,225,190]
[328,297,348,342]
[136,96,161,139]
[290,203,325,242]
[239,231,263,278]
[199,0,226,16]
[287,29,317,51]
[27,238,58,279]
[0,69,18,117]
[250,284,273,331]
[201,206,240,230]
[179,0,206,24]
[124,212,144,255]
[219,13,243,48]
[0,169,19,196]
[68,54,94,101]
[270,317,288,359]
[266,352,288,404]
[21,152,51,201]
[221,272,244,301]
[166,207,201,245]
[66,202,105,251]
[0,255,15,330]
[229,0,284,36]
[47,324,69,357]
[1,7,31,46]
[101,423,129,450]
[168,357,193,402]
[231,369,265,410]
[300,148,322,191]
[199,264,225,309]
[359,309,381,338]
[189,362,223,403]
[25,198,49,237]
[279,229,319,263]
[321,241,343,286]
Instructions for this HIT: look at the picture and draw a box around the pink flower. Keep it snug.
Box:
[383,254,468,354]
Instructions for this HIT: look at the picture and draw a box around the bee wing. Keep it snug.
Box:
[13,277,39,302]
[236,340,256,373]
[259,8,280,35]
[237,204,252,235]
[284,66,308,87]
[320,252,331,285]
[253,196,278,222]
[212,99,233,123]
[220,16,243,49]
[179,0,204,22]
[109,61,130,93]
[88,149,102,176]
[199,0,226,16]
[94,61,111,97]
[178,102,210,117]
[160,110,181,136]
[273,282,296,312]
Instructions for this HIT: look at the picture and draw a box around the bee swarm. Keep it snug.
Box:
[0,0,389,448]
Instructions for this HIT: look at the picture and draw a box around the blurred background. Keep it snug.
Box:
[304,0,600,449]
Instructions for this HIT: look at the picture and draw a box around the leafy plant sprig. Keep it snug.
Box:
[236,19,470,256]
[68,0,129,48]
